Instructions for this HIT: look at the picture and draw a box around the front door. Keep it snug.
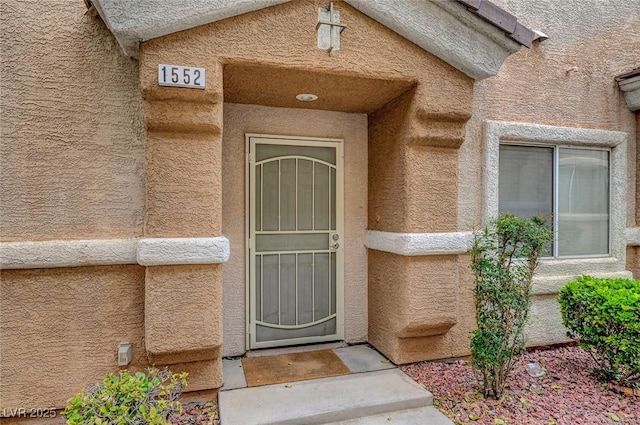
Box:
[247,134,344,349]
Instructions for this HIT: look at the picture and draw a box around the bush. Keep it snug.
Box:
[470,214,551,398]
[558,275,640,386]
[63,368,188,425]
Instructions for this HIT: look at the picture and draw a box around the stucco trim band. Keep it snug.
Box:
[7,229,633,268]
[1,237,230,269]
[0,239,138,270]
[137,237,230,266]
[364,230,473,256]
[627,228,640,246]
[532,271,634,296]
[364,229,640,258]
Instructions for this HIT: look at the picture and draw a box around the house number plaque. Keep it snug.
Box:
[158,64,206,89]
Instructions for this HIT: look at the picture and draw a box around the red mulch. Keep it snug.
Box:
[401,346,639,425]
[171,401,220,425]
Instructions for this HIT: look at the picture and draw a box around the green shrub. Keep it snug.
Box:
[558,275,640,386]
[63,368,188,425]
[470,213,551,398]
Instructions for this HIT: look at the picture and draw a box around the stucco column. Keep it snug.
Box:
[367,86,474,364]
[139,51,224,386]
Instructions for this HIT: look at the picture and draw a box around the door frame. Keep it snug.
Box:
[245,133,345,350]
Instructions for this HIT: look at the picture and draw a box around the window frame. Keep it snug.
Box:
[498,141,612,259]
[483,120,628,277]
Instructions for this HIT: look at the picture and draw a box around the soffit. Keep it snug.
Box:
[89,0,532,80]
[224,64,416,113]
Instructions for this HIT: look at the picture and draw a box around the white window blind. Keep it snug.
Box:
[499,145,609,257]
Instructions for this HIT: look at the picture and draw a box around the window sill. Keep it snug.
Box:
[537,255,622,276]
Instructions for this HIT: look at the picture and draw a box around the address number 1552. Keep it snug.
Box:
[158,64,206,90]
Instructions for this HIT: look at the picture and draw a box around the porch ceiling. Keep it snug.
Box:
[223,64,415,114]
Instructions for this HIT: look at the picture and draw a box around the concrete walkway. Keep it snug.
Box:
[218,344,454,425]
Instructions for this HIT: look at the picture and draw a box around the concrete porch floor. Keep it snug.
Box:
[221,343,395,391]
[218,344,454,425]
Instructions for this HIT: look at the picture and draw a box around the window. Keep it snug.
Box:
[499,144,610,257]
[483,120,627,274]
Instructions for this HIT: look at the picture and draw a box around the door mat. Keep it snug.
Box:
[241,349,351,387]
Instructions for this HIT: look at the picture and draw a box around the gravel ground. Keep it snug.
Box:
[401,346,639,425]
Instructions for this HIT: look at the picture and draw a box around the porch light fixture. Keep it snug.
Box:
[296,93,318,102]
[317,2,346,56]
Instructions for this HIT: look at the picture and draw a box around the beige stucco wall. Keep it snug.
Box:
[0,266,147,409]
[458,1,638,232]
[368,252,477,364]
[1,0,470,410]
[2,0,638,412]
[0,266,224,410]
[139,1,471,115]
[222,103,369,356]
[0,0,146,412]
[0,0,222,411]
[139,0,472,366]
[0,265,219,411]
[456,0,639,347]
[0,0,145,242]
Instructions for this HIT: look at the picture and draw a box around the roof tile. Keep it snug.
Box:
[457,0,534,48]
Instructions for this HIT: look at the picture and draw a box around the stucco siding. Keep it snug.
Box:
[221,103,369,356]
[0,266,146,409]
[458,0,638,231]
[0,264,222,410]
[0,0,146,411]
[1,0,639,411]
[0,0,145,242]
[456,0,639,347]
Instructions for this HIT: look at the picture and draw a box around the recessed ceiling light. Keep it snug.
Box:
[296,93,318,102]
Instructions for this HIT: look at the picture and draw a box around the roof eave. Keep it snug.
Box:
[617,71,640,112]
[91,0,290,58]
[89,0,532,80]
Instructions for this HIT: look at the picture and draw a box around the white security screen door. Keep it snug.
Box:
[247,134,344,349]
